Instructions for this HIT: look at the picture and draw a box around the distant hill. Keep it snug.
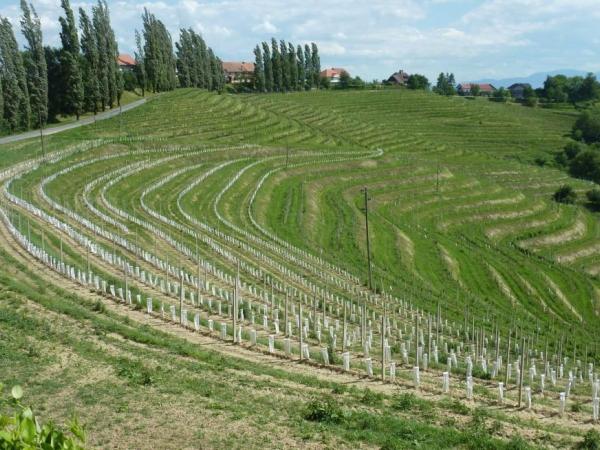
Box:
[473,69,600,89]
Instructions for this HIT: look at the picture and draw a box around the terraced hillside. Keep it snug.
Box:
[2,88,600,449]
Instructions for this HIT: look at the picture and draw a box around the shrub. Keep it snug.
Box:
[491,87,511,103]
[573,107,600,143]
[564,141,584,160]
[0,384,86,449]
[92,299,106,313]
[391,392,418,411]
[360,388,383,406]
[569,150,600,182]
[587,189,600,209]
[303,397,344,424]
[578,429,600,450]
[553,185,577,204]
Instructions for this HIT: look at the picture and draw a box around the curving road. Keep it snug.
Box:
[0,98,147,146]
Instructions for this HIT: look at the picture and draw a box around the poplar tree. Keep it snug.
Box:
[174,29,220,91]
[44,46,62,121]
[209,50,224,91]
[141,8,176,92]
[176,29,192,87]
[280,40,289,91]
[0,77,3,130]
[93,0,121,108]
[271,38,282,92]
[189,31,202,87]
[59,0,83,119]
[296,44,305,90]
[20,0,47,127]
[253,45,265,92]
[311,42,320,88]
[304,44,312,90]
[92,2,108,109]
[262,42,273,92]
[288,43,297,91]
[201,35,211,89]
[79,9,100,113]
[0,17,30,130]
[0,76,3,130]
[134,30,146,96]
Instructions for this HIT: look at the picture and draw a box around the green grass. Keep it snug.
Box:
[1,87,598,448]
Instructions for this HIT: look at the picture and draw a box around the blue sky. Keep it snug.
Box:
[1,0,599,83]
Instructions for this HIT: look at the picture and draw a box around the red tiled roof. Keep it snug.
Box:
[459,83,495,92]
[117,54,136,66]
[320,67,348,78]
[222,61,255,73]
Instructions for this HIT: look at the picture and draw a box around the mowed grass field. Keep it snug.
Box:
[2,88,599,449]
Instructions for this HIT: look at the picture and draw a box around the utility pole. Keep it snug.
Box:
[362,187,373,291]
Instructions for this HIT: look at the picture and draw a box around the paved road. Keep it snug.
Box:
[0,98,147,146]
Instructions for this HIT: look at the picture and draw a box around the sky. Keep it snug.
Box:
[0,0,599,83]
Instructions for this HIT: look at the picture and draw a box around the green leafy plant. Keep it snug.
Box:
[578,429,600,450]
[303,397,345,424]
[0,383,86,449]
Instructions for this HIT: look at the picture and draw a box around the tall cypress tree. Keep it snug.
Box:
[311,42,320,88]
[288,43,297,91]
[262,42,273,92]
[271,38,282,92]
[79,9,100,113]
[296,44,305,91]
[20,0,47,127]
[304,44,312,90]
[59,0,83,119]
[0,17,30,130]
[280,40,289,92]
[253,45,264,92]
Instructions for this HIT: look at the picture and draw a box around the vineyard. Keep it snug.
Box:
[2,88,600,449]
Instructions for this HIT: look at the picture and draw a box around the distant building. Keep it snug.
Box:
[320,67,349,84]
[457,83,496,96]
[222,61,255,84]
[507,83,531,100]
[117,54,136,71]
[387,69,410,86]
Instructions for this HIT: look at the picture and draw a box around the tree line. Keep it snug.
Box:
[0,2,224,134]
[132,9,223,96]
[0,0,121,132]
[253,39,320,92]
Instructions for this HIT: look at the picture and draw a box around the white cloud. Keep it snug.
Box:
[252,19,278,34]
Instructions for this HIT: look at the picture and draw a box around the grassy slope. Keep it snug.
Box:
[0,88,596,449]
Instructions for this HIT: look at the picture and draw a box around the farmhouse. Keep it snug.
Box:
[508,83,532,99]
[222,61,255,84]
[117,54,136,71]
[457,83,496,96]
[387,69,410,86]
[320,67,349,84]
